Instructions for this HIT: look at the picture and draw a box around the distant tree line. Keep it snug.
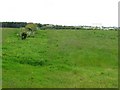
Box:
[40,24,84,30]
[1,22,118,30]
[1,22,27,28]
[1,22,83,30]
[1,22,43,29]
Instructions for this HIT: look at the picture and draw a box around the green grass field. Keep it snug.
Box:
[2,28,118,88]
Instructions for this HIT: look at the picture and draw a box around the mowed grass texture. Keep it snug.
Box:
[2,28,118,88]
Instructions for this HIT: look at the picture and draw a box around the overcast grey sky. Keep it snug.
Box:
[0,0,119,27]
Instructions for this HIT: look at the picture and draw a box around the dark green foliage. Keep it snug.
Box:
[19,59,45,66]
[2,22,27,28]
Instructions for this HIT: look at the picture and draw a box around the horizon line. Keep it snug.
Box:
[1,21,118,27]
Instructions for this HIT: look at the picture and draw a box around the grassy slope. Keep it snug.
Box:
[2,28,118,88]
[0,28,2,89]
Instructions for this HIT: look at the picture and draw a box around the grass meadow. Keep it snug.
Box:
[2,28,118,88]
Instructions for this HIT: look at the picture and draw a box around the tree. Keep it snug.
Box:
[25,23,37,31]
[25,23,38,37]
